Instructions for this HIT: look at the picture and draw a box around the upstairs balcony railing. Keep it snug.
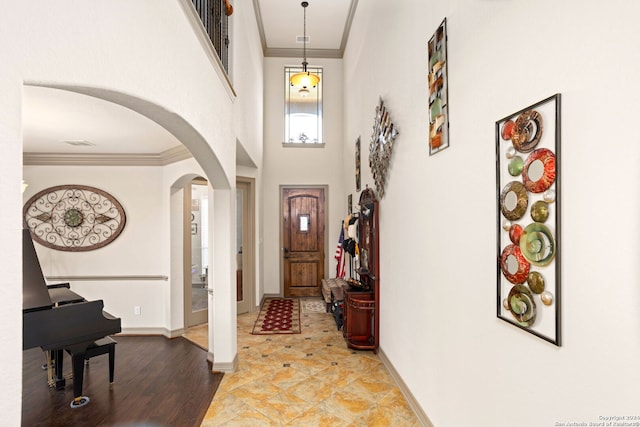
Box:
[192,0,230,73]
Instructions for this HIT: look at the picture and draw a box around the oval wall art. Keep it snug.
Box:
[23,184,127,252]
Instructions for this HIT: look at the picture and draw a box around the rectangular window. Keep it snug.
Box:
[285,66,323,144]
[299,214,310,232]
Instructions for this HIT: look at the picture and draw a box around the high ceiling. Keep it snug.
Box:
[22,1,356,161]
[256,0,356,57]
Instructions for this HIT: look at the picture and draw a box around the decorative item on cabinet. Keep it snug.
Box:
[342,187,379,352]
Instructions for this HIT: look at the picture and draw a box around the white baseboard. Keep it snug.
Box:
[378,347,434,427]
[212,353,238,373]
[119,327,175,337]
[167,328,185,338]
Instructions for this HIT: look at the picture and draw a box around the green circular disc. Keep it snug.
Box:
[520,223,555,266]
[527,271,545,294]
[530,200,549,223]
[507,284,536,327]
[508,156,524,176]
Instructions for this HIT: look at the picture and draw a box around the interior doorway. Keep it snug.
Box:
[236,178,255,314]
[185,178,208,327]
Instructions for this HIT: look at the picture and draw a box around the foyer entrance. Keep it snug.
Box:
[281,187,325,297]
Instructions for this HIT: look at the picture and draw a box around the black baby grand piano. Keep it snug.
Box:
[22,229,121,408]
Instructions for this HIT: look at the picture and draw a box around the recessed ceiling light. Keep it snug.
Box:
[63,140,95,147]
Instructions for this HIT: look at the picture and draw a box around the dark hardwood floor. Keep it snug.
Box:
[22,335,223,427]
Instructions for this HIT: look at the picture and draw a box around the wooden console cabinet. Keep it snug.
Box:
[343,188,379,352]
[342,288,375,350]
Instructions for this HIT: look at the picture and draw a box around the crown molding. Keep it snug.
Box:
[255,0,357,59]
[264,47,342,59]
[252,0,268,54]
[341,0,359,54]
[160,145,194,164]
[23,145,193,166]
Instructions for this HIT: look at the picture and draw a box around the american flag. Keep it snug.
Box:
[334,227,346,278]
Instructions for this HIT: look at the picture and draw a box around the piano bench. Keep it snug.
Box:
[67,336,117,384]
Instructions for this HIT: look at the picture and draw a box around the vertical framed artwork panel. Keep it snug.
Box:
[355,137,361,191]
[428,18,449,155]
[496,94,561,346]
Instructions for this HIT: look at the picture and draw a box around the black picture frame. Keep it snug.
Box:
[428,18,449,155]
[355,137,361,191]
[496,93,561,346]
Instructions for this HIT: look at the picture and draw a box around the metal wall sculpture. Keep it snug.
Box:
[23,184,127,252]
[496,94,561,345]
[369,98,399,197]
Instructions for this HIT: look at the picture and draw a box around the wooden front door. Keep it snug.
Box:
[282,188,325,297]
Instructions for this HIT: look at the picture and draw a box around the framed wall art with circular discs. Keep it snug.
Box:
[23,184,127,252]
[369,97,399,198]
[495,94,561,346]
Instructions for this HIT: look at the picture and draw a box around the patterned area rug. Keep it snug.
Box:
[301,298,326,314]
[251,298,301,335]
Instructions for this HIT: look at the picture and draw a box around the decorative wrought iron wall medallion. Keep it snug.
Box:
[23,184,127,252]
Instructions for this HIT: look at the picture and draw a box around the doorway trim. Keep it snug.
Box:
[279,184,329,296]
[236,177,256,314]
[184,178,208,327]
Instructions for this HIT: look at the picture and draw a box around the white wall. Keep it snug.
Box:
[344,1,640,426]
[22,159,217,336]
[262,57,345,295]
[1,1,264,423]
[23,165,170,330]
[231,0,264,168]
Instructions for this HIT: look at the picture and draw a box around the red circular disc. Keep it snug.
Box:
[523,148,556,193]
[501,120,515,140]
[500,244,530,284]
[509,224,523,245]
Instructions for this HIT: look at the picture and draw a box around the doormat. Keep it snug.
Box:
[301,298,326,314]
[252,298,301,335]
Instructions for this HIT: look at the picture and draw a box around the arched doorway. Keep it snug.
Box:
[23,84,237,371]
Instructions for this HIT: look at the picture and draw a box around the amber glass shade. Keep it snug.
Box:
[289,71,320,88]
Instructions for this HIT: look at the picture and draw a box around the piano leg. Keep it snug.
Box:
[64,338,117,408]
[47,349,66,390]
[108,343,115,385]
[70,352,90,409]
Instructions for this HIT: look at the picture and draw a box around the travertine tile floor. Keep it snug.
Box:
[185,298,420,426]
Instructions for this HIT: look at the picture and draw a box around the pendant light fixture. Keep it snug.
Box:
[289,1,320,96]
